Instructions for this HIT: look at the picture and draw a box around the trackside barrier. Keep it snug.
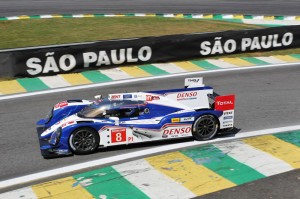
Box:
[0,25,300,77]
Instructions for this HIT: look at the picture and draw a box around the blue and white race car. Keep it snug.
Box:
[37,77,235,158]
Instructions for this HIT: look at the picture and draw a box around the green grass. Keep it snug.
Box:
[0,17,263,49]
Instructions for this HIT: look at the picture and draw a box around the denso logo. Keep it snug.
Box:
[177,92,197,98]
[216,101,233,106]
[62,121,75,128]
[163,127,191,135]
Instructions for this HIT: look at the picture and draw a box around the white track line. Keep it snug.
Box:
[0,125,300,190]
[0,62,299,101]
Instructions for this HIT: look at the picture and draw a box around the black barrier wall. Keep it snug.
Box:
[0,25,300,77]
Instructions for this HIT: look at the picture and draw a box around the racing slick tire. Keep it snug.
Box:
[69,127,100,155]
[192,115,219,141]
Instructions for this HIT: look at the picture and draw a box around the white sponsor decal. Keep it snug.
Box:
[223,124,233,128]
[224,116,233,120]
[180,117,195,122]
[188,79,200,83]
[223,110,234,116]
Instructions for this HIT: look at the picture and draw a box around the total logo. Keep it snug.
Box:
[215,95,235,111]
[163,126,192,135]
[216,101,233,106]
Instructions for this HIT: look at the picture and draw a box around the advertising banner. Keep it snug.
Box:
[1,25,299,77]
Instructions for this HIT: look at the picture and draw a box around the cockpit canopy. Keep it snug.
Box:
[78,98,146,118]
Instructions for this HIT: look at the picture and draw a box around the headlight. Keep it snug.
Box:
[49,127,62,146]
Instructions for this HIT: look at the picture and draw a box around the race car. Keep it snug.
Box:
[37,77,235,158]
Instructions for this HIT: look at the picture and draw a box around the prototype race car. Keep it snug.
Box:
[37,77,235,158]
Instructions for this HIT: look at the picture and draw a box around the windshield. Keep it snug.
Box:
[78,99,145,118]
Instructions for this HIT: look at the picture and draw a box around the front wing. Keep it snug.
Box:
[37,127,72,158]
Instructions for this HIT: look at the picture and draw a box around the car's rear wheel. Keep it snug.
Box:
[69,127,99,155]
[192,115,219,141]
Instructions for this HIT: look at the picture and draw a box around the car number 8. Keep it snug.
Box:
[111,129,126,143]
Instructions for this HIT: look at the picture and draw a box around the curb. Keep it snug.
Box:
[1,13,300,27]
[1,13,300,21]
[1,130,300,198]
[1,54,300,96]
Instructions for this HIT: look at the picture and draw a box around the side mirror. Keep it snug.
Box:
[94,95,102,100]
[109,117,119,125]
[36,119,47,126]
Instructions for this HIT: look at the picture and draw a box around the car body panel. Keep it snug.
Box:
[36,77,235,158]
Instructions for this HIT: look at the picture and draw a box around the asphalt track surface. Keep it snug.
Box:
[1,0,300,197]
[1,64,300,190]
[0,0,300,17]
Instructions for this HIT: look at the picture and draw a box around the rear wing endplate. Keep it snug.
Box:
[215,95,235,129]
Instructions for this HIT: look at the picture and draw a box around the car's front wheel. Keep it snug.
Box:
[69,127,100,155]
[192,115,219,141]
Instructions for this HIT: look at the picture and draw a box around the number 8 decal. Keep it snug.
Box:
[111,128,126,143]
[115,132,122,142]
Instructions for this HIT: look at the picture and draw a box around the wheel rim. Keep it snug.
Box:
[196,117,216,137]
[72,130,95,152]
